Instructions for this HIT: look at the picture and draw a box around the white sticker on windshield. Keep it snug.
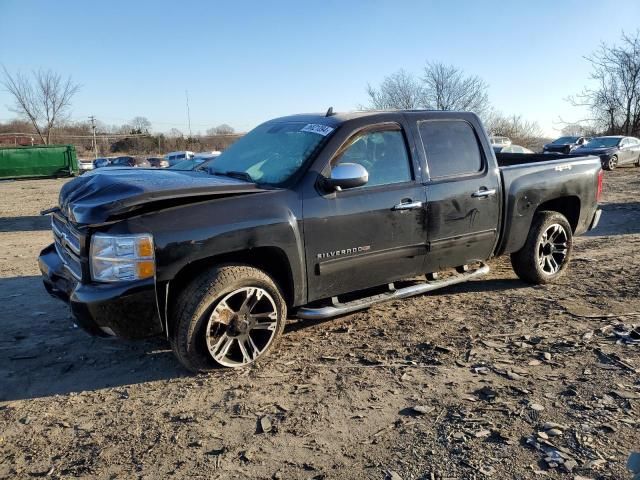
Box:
[301,124,334,136]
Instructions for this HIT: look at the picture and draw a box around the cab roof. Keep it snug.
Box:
[265,109,479,127]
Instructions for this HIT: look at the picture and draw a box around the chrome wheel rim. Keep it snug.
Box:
[537,224,568,275]
[206,287,278,367]
[608,156,617,169]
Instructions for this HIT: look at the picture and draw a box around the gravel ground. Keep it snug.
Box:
[0,168,639,480]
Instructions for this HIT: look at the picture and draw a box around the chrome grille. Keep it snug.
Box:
[51,214,83,280]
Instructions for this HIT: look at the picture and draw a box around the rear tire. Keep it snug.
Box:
[170,265,287,372]
[635,154,640,167]
[510,211,573,285]
[603,155,618,171]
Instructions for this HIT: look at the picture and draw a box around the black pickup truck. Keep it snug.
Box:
[39,110,603,371]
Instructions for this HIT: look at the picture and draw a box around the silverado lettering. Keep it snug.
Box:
[317,246,371,259]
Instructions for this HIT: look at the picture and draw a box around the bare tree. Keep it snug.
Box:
[485,112,543,150]
[168,128,183,138]
[421,62,490,116]
[365,64,490,116]
[206,124,235,136]
[1,66,80,144]
[366,70,424,110]
[568,31,640,136]
[130,116,152,134]
[561,123,591,137]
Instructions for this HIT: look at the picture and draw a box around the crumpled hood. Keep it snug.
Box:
[58,168,268,224]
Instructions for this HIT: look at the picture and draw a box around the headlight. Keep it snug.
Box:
[90,233,155,282]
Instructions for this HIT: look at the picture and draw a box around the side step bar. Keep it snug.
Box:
[296,263,490,320]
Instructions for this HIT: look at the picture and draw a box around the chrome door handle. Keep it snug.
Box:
[393,201,424,211]
[472,188,496,198]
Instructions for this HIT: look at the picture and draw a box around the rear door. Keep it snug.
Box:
[416,119,501,272]
[303,123,427,301]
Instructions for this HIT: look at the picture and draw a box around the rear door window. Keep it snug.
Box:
[418,120,483,179]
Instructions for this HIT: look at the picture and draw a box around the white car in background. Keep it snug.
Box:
[493,144,534,154]
[164,151,194,166]
[490,136,512,147]
[78,158,95,174]
[169,151,221,171]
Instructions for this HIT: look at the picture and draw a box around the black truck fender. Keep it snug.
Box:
[496,158,600,256]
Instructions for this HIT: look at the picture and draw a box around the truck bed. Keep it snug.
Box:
[495,152,585,167]
[495,152,602,256]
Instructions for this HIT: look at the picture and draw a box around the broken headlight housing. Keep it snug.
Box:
[90,233,155,282]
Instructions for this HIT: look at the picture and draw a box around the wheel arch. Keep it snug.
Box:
[535,195,581,233]
[161,247,295,337]
[499,194,582,256]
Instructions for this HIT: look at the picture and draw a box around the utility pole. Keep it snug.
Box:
[185,90,192,138]
[89,115,98,159]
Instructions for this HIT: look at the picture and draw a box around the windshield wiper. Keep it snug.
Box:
[211,170,254,183]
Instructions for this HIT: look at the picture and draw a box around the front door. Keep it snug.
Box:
[416,119,501,272]
[303,125,427,302]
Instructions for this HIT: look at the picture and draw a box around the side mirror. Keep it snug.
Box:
[325,163,369,191]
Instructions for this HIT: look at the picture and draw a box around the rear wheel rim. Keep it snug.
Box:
[205,287,278,367]
[537,224,568,275]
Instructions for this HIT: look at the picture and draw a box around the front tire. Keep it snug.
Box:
[510,211,573,285]
[171,265,287,372]
[635,154,640,167]
[603,155,618,171]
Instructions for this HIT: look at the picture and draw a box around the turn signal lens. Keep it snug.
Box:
[136,260,155,279]
[137,237,154,257]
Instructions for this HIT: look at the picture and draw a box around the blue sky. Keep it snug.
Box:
[1,0,639,136]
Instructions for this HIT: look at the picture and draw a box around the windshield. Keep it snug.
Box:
[200,121,334,185]
[583,137,621,148]
[552,136,579,144]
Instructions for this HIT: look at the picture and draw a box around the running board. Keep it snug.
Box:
[296,263,490,320]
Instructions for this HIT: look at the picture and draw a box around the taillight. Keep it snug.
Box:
[596,169,604,203]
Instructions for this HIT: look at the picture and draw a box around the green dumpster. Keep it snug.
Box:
[0,145,79,179]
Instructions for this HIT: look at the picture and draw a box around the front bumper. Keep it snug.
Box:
[38,243,163,339]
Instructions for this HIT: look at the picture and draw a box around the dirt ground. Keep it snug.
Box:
[0,168,639,480]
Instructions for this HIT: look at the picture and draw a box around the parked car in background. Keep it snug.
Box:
[165,151,194,166]
[93,157,112,168]
[108,156,151,168]
[169,158,207,170]
[490,136,512,147]
[147,157,170,168]
[572,136,640,170]
[170,152,221,171]
[78,158,95,174]
[543,136,591,154]
[493,144,534,154]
